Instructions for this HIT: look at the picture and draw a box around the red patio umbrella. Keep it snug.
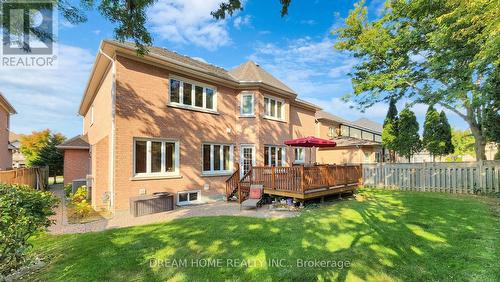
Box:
[284,136,336,165]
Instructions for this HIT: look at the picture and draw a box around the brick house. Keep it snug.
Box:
[69,40,321,211]
[57,135,90,185]
[315,111,384,164]
[0,93,17,170]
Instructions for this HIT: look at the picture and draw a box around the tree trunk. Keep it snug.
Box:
[469,124,487,160]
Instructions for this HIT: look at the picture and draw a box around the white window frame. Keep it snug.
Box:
[177,190,201,205]
[202,143,234,176]
[240,92,255,117]
[294,147,305,164]
[133,138,180,177]
[264,145,286,167]
[168,76,217,113]
[263,95,285,121]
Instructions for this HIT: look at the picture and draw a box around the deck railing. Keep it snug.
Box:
[236,164,362,202]
[225,166,240,201]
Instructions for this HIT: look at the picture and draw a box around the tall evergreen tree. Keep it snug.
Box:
[422,105,441,161]
[382,99,398,162]
[396,107,422,162]
[439,111,454,157]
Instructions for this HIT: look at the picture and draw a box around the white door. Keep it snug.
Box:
[240,145,255,178]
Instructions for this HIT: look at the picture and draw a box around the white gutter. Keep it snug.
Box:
[99,48,116,212]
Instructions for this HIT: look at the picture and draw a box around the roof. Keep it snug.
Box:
[316,111,352,124]
[114,41,237,82]
[9,132,22,142]
[229,61,296,94]
[353,118,383,133]
[57,135,90,150]
[328,136,381,147]
[316,111,382,134]
[79,40,307,115]
[0,93,17,114]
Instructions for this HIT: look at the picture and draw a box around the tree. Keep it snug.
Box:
[446,129,476,162]
[334,0,499,160]
[438,111,454,157]
[423,106,454,161]
[396,107,421,162]
[212,0,291,19]
[422,105,441,161]
[382,98,398,162]
[20,130,66,183]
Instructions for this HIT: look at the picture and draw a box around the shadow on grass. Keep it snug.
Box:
[29,189,500,281]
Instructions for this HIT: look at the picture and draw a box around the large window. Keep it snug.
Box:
[264,145,286,167]
[134,139,179,177]
[202,143,233,175]
[264,96,284,120]
[240,92,254,116]
[294,147,305,164]
[169,77,216,111]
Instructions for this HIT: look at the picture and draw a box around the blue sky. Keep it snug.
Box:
[1,0,468,137]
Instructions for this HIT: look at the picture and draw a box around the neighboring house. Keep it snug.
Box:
[57,135,90,185]
[399,143,498,163]
[9,132,26,168]
[0,93,17,170]
[315,111,384,164]
[68,40,320,211]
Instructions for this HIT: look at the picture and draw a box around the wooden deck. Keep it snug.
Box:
[226,164,362,203]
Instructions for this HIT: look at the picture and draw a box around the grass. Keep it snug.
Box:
[28,189,500,281]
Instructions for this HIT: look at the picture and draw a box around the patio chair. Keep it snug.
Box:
[241,184,264,210]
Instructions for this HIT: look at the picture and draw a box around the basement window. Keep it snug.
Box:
[177,190,201,205]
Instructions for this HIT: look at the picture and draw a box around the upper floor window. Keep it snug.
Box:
[134,138,179,177]
[264,96,284,120]
[294,147,305,164]
[340,125,349,137]
[264,145,286,167]
[169,77,216,112]
[327,126,338,138]
[202,143,233,175]
[240,92,254,116]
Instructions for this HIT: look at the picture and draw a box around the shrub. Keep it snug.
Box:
[64,184,72,198]
[74,199,92,218]
[70,186,92,219]
[71,186,87,204]
[0,184,58,275]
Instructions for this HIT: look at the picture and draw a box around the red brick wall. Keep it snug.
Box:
[63,149,90,184]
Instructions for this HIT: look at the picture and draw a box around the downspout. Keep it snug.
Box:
[99,48,116,212]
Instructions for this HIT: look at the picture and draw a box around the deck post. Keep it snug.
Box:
[301,166,305,193]
[344,163,348,188]
[272,166,276,190]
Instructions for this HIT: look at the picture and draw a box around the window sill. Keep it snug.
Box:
[263,116,286,123]
[239,114,256,118]
[201,171,234,177]
[167,103,219,115]
[130,175,182,181]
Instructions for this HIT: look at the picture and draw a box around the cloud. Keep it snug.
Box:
[258,30,271,35]
[0,44,94,136]
[246,31,469,129]
[300,19,316,25]
[233,15,252,29]
[147,0,231,51]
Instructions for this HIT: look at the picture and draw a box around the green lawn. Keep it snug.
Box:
[29,189,499,281]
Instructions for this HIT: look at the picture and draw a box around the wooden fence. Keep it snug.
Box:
[362,161,500,194]
[0,167,49,190]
